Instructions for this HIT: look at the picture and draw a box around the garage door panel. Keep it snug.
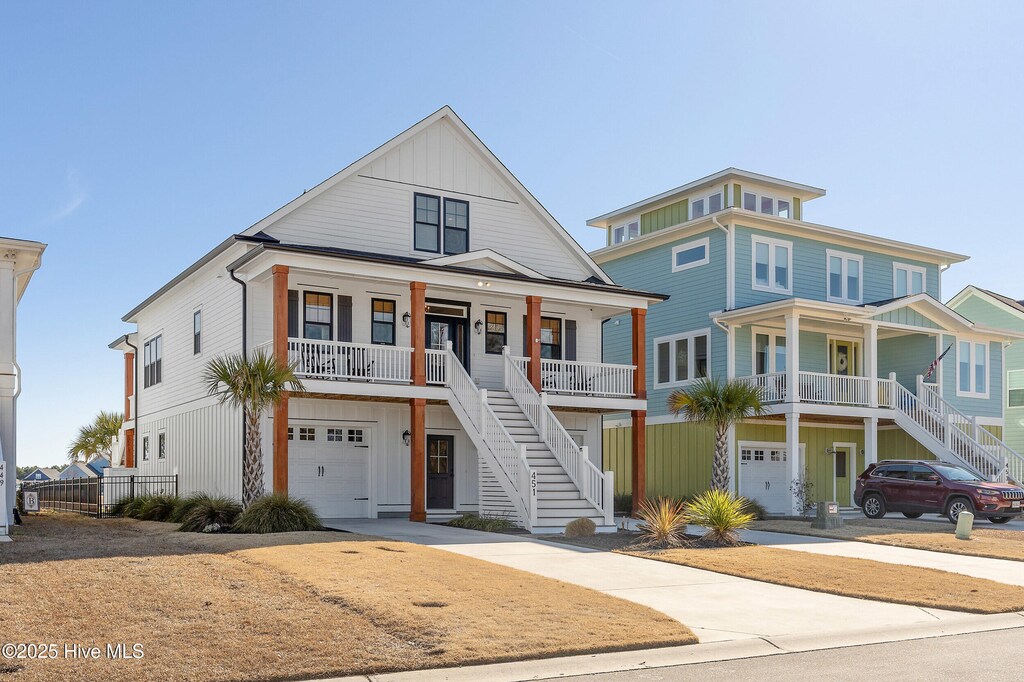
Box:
[288,425,371,519]
[739,445,790,514]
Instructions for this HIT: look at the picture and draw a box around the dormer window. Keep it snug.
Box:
[612,219,640,244]
[742,192,791,218]
[690,191,723,220]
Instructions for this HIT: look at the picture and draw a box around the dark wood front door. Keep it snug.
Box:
[426,315,468,369]
[426,435,455,509]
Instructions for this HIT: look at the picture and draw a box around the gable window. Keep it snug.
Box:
[484,311,507,354]
[142,436,150,461]
[193,310,202,355]
[443,198,469,255]
[957,340,988,398]
[1008,370,1024,408]
[754,331,787,374]
[826,250,863,304]
[143,335,162,388]
[612,219,640,245]
[752,236,792,294]
[672,237,710,272]
[414,193,441,253]
[158,431,166,460]
[371,299,396,345]
[303,292,333,340]
[654,330,710,388]
[540,317,562,359]
[893,263,927,297]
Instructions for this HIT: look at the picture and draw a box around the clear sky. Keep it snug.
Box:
[3,1,1023,467]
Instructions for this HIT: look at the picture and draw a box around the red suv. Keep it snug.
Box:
[855,460,1024,524]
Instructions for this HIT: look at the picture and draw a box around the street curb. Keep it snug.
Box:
[320,611,1024,682]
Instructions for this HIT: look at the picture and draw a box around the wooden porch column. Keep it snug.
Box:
[630,308,646,399]
[410,398,426,522]
[631,410,646,516]
[411,282,426,386]
[526,295,542,391]
[272,265,290,495]
[123,352,134,419]
[124,429,135,468]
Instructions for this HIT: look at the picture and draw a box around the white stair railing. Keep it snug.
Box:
[503,347,613,523]
[425,349,448,385]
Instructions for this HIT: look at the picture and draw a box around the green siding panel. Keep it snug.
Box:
[793,197,802,220]
[872,307,941,329]
[641,199,688,234]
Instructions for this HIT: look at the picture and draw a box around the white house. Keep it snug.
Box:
[110,107,661,532]
[0,236,45,540]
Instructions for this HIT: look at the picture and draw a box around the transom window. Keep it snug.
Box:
[754,331,787,374]
[690,191,723,220]
[671,237,710,272]
[371,299,396,345]
[957,340,988,398]
[893,263,927,297]
[484,311,507,354]
[612,219,640,245]
[1008,370,1024,408]
[303,292,333,340]
[752,235,792,294]
[540,317,562,360]
[143,335,162,388]
[654,330,710,388]
[826,250,863,304]
[742,191,791,218]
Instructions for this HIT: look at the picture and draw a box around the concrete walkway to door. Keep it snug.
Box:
[324,519,1001,644]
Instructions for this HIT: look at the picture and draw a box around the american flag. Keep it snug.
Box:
[924,343,953,381]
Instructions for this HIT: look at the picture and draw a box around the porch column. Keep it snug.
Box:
[864,416,878,466]
[124,351,135,468]
[410,282,426,386]
[865,322,878,407]
[785,312,800,403]
[631,410,646,516]
[272,265,290,495]
[630,308,646,399]
[409,398,426,522]
[526,295,542,391]
[786,411,802,514]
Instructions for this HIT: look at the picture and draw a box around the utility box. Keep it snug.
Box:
[811,501,844,529]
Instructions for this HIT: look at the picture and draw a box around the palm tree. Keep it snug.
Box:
[667,377,765,491]
[67,411,124,463]
[203,349,304,509]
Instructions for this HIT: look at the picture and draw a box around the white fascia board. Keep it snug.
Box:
[423,249,549,280]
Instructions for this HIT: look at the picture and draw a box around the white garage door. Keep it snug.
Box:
[288,425,370,519]
[738,444,790,514]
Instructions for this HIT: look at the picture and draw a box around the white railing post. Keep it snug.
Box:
[479,388,488,429]
[970,416,978,442]
[603,470,615,526]
[539,393,548,440]
[944,413,953,448]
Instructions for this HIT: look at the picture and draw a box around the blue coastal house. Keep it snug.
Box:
[20,467,60,484]
[590,169,1023,514]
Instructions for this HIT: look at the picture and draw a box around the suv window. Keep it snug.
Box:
[910,465,937,482]
[883,465,912,479]
[871,465,891,478]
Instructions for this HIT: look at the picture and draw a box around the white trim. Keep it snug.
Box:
[653,328,711,389]
[825,249,864,305]
[831,441,858,506]
[671,237,710,273]
[737,440,806,511]
[424,249,549,280]
[893,262,928,298]
[751,235,793,295]
[955,338,991,399]
[752,326,787,374]
[1007,369,1024,410]
[827,335,863,376]
[726,225,736,309]
[741,191,792,219]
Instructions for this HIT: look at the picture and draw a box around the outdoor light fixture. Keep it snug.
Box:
[402,430,411,446]
[825,447,836,455]
[402,312,411,328]
[476,280,491,287]
[474,319,483,334]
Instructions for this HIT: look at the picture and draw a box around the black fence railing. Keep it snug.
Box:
[23,475,178,518]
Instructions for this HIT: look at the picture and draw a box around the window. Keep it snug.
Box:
[826,250,863,304]
[754,331,787,374]
[540,317,562,359]
[326,428,344,442]
[893,263,927,297]
[414,193,441,253]
[142,436,150,461]
[298,427,316,441]
[484,311,507,354]
[654,330,711,387]
[157,431,166,460]
[443,198,469,255]
[193,310,202,355]
[1008,370,1024,408]
[303,292,332,340]
[957,340,988,397]
[751,236,792,294]
[741,191,793,218]
[371,299,396,345]
[690,192,723,220]
[671,237,710,272]
[777,199,791,219]
[143,335,162,388]
[612,219,640,244]
[743,192,757,211]
[348,429,364,443]
[287,427,294,441]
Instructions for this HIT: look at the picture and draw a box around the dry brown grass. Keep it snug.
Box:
[751,519,1024,562]
[620,544,1024,614]
[0,513,694,682]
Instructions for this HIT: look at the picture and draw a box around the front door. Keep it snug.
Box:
[427,316,468,369]
[829,339,861,376]
[426,435,455,510]
[834,447,851,506]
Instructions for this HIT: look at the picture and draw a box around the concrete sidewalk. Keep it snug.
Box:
[325,519,1006,644]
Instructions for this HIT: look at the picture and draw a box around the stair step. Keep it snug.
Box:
[537,499,597,510]
[536,474,572,483]
[538,491,584,500]
[538,481,578,491]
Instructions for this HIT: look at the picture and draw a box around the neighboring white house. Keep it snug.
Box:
[110,107,662,532]
[0,236,45,540]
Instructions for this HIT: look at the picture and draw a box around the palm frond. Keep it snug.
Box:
[667,377,765,425]
[203,349,305,412]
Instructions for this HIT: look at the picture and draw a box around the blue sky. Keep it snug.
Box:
[3,1,1023,467]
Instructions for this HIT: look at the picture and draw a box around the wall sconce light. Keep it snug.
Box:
[402,430,411,446]
[824,447,836,455]
[474,319,483,335]
[402,312,411,328]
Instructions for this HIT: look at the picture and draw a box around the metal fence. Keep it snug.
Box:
[23,475,178,518]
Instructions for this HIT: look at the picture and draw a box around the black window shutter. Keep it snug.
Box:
[565,320,577,361]
[337,295,353,342]
[288,290,299,338]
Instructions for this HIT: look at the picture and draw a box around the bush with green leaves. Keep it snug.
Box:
[564,517,596,537]
[636,496,688,547]
[167,493,210,524]
[685,489,755,546]
[177,493,243,533]
[446,514,516,533]
[231,493,322,534]
[120,495,154,519]
[137,494,179,522]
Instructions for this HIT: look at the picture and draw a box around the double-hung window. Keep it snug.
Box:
[671,237,710,272]
[754,331,787,374]
[484,311,507,354]
[414,193,441,253]
[1008,370,1024,408]
[443,198,469,255]
[540,317,562,359]
[371,299,396,345]
[303,292,332,340]
[957,340,988,397]
[143,335,162,388]
[893,263,926,297]
[654,330,710,387]
[752,236,792,294]
[193,310,202,355]
[612,219,640,245]
[826,250,863,304]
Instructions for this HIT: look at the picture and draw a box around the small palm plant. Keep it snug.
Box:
[685,489,755,546]
[635,496,689,547]
[203,349,304,509]
[67,410,124,463]
[667,377,765,492]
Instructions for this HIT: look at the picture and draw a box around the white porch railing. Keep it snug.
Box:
[738,372,787,404]
[503,348,612,522]
[539,358,635,398]
[425,349,447,386]
[798,371,874,407]
[286,338,412,383]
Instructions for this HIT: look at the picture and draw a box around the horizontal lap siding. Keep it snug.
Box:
[878,333,936,389]
[941,334,1003,418]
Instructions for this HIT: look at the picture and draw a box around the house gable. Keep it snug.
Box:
[948,286,1024,331]
[871,305,942,329]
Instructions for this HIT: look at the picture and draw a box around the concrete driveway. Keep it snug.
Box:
[324,519,999,644]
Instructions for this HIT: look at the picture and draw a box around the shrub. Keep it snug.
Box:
[167,493,208,524]
[685,489,755,546]
[614,493,633,515]
[231,494,322,534]
[109,497,131,517]
[790,468,816,515]
[564,517,596,537]
[137,494,179,522]
[636,496,688,547]
[741,498,768,521]
[121,495,153,519]
[177,494,242,533]
[446,514,516,533]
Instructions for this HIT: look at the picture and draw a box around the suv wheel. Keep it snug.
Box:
[945,497,974,524]
[902,512,922,519]
[862,493,886,519]
[989,516,1011,524]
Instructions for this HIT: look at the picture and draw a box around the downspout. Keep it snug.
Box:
[229,267,247,359]
[124,336,138,468]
